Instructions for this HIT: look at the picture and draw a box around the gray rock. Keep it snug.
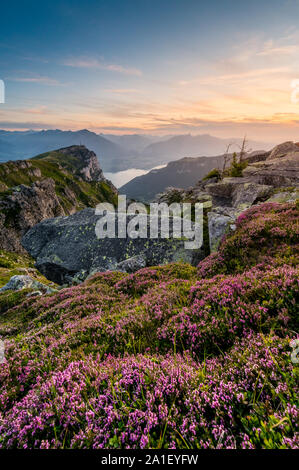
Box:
[0,275,54,293]
[208,208,240,253]
[116,254,147,273]
[22,208,204,284]
[206,178,243,206]
[26,291,43,297]
[266,189,299,203]
[267,141,299,160]
[245,151,270,164]
[0,179,65,253]
[155,187,213,208]
[243,151,299,186]
[232,182,273,209]
[206,177,273,208]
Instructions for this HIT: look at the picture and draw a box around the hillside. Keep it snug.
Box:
[0,145,117,253]
[140,134,272,168]
[0,201,298,448]
[120,154,230,201]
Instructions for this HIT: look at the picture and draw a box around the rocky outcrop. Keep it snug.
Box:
[155,186,213,209]
[5,140,299,281]
[266,189,299,203]
[0,179,65,253]
[22,209,204,284]
[0,275,54,294]
[205,178,273,208]
[267,141,299,160]
[0,146,118,253]
[159,142,299,254]
[54,145,107,182]
[243,151,299,186]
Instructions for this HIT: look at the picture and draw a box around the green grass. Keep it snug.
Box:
[0,250,57,288]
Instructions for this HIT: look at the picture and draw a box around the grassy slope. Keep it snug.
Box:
[0,250,56,287]
[0,202,298,449]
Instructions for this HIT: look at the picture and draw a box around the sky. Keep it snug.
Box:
[0,0,299,142]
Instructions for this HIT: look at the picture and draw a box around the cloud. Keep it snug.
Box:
[0,121,57,129]
[210,67,291,82]
[104,88,142,94]
[257,45,299,57]
[24,106,49,115]
[9,77,61,86]
[62,58,142,76]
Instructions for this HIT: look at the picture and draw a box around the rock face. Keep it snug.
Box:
[267,141,299,160]
[0,179,64,253]
[243,151,299,186]
[205,178,273,209]
[208,207,239,252]
[51,145,106,182]
[22,209,204,284]
[0,146,117,253]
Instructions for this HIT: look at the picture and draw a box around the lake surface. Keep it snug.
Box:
[105,165,166,188]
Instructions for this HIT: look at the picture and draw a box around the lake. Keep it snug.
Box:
[105,165,166,188]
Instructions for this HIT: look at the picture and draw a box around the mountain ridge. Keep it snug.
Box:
[0,129,273,172]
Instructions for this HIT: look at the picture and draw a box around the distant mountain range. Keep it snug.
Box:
[0,129,273,173]
[0,129,126,172]
[120,154,230,201]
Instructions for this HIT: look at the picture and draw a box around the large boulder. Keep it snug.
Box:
[22,208,204,284]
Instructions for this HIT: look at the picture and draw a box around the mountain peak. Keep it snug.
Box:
[32,145,107,182]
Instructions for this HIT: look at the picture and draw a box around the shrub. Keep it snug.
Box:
[202,168,221,181]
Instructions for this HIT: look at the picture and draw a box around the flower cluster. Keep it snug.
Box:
[0,202,298,448]
[198,202,299,277]
[0,334,297,449]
